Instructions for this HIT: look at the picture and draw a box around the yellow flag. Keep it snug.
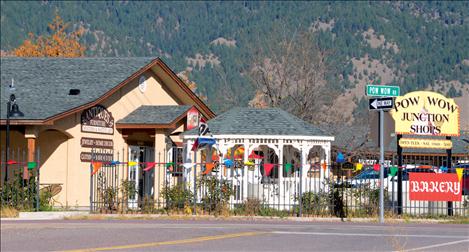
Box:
[456,168,464,182]
[244,160,255,166]
[356,163,363,171]
[128,161,138,166]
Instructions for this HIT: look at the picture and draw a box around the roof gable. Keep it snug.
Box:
[184,107,331,137]
[0,57,214,124]
[116,105,192,128]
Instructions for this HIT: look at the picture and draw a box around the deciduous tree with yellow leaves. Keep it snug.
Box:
[13,14,86,57]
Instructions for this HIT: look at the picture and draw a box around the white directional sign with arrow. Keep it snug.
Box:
[369,97,394,110]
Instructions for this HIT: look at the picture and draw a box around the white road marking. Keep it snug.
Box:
[402,239,469,251]
[271,231,469,239]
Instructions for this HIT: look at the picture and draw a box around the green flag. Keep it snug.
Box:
[390,166,398,177]
[27,162,37,170]
[166,162,175,168]
[285,163,292,173]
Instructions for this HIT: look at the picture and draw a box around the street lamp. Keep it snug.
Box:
[4,93,24,183]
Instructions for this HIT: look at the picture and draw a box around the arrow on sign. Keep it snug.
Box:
[369,97,394,111]
[370,99,378,109]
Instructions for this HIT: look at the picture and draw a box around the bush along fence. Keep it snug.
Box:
[89,148,469,218]
[1,148,41,211]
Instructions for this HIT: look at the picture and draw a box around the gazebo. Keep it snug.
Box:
[182,107,334,209]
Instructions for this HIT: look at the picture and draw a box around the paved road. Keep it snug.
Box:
[1,219,468,251]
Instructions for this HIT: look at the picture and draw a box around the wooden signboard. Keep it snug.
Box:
[81,105,114,135]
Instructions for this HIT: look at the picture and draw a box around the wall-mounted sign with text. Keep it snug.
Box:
[80,137,114,149]
[81,105,114,135]
[409,172,461,201]
[390,91,460,136]
[399,138,452,149]
[80,152,114,163]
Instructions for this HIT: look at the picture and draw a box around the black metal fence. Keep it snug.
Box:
[89,148,469,218]
[1,148,41,211]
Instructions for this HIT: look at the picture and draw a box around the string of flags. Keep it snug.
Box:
[0,160,38,169]
[349,163,464,181]
[87,160,330,176]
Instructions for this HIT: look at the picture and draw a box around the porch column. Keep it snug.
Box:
[300,145,310,193]
[25,127,38,180]
[278,144,284,208]
[242,142,250,200]
[153,130,166,203]
[321,143,331,180]
[184,139,194,188]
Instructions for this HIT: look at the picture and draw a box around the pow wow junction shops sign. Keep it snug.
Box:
[409,172,461,201]
[390,91,459,136]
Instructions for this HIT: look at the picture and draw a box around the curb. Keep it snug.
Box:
[1,211,87,221]
[1,212,462,224]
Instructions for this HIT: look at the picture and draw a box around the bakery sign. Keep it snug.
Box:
[409,172,461,201]
[81,105,114,135]
[390,91,460,136]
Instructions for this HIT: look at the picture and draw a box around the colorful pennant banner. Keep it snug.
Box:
[264,163,274,176]
[322,162,327,172]
[336,152,345,163]
[91,162,103,175]
[456,168,464,182]
[355,163,363,171]
[223,159,233,168]
[244,160,255,166]
[27,161,37,170]
[143,162,156,171]
[285,163,292,173]
[439,166,448,173]
[390,166,398,176]
[373,164,380,171]
[202,163,215,175]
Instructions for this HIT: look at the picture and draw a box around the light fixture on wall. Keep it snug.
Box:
[4,83,24,183]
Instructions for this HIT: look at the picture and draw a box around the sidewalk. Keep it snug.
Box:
[2,211,459,224]
[1,211,87,221]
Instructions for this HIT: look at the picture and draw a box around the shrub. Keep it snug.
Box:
[244,198,261,216]
[198,176,233,215]
[0,206,19,218]
[162,184,193,212]
[299,191,329,216]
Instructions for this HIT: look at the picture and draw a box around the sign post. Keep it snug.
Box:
[366,84,399,224]
[379,109,384,224]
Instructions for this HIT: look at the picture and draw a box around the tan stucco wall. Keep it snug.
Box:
[2,68,190,208]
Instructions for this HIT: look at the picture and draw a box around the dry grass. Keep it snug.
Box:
[0,206,19,218]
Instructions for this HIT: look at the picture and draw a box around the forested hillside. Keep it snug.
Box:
[1,1,468,138]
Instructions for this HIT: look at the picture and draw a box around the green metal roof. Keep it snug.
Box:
[1,57,155,120]
[117,105,191,125]
[184,107,331,137]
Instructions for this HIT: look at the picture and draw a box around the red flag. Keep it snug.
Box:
[143,162,156,171]
[373,164,380,171]
[7,160,17,165]
[263,163,274,176]
[248,152,264,159]
[191,138,199,151]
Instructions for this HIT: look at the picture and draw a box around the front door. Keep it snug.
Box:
[128,146,155,209]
